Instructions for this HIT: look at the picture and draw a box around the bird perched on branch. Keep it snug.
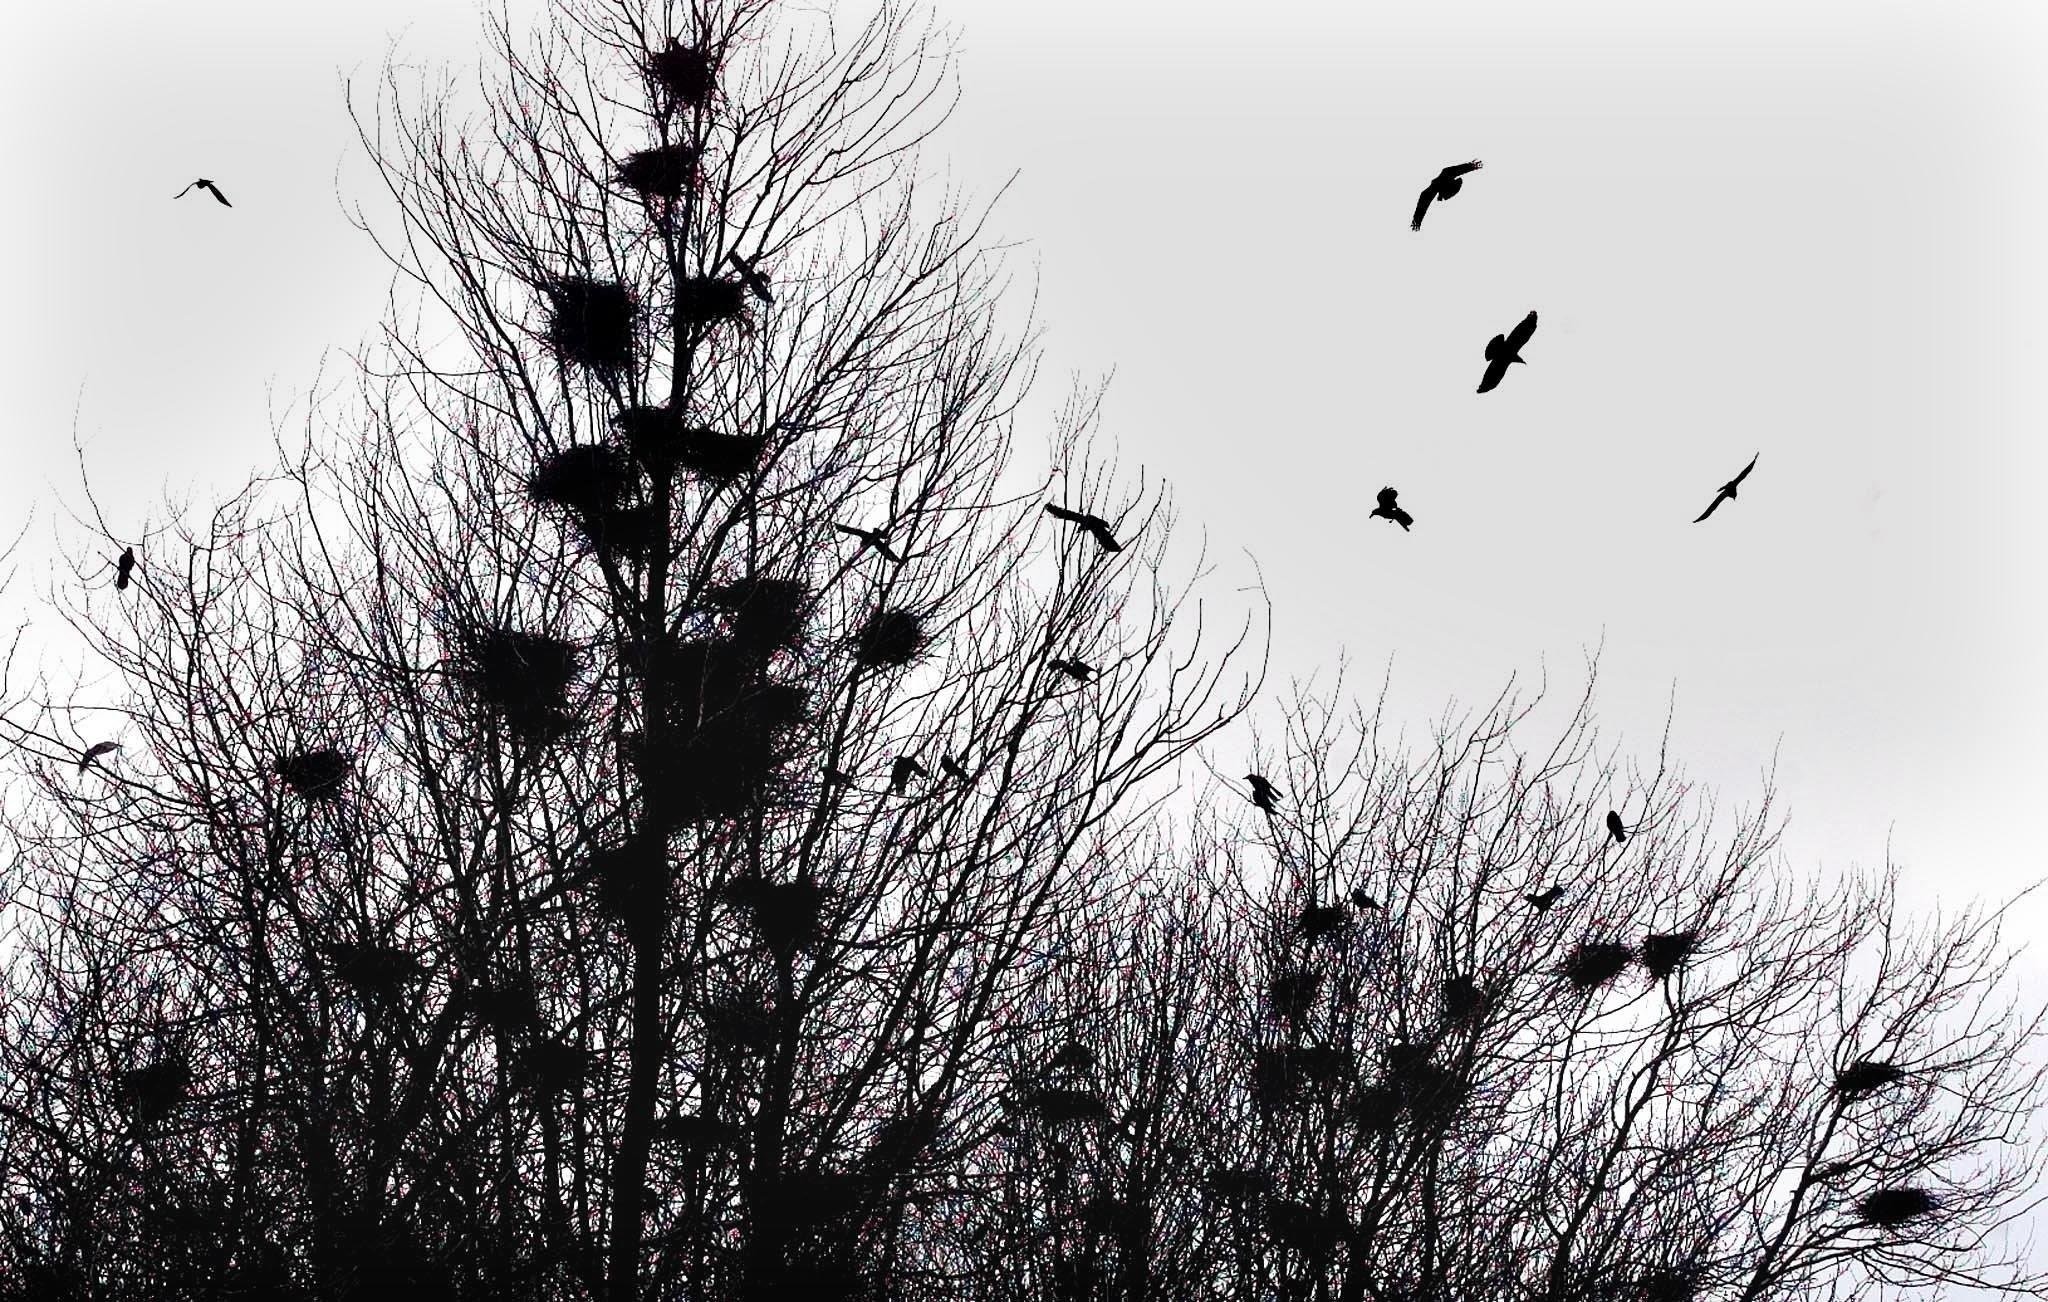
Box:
[77,742,122,772]
[833,522,903,564]
[726,250,774,304]
[1477,311,1538,394]
[1692,454,1760,523]
[1412,160,1482,231]
[1370,486,1413,531]
[115,547,136,591]
[1350,887,1381,911]
[890,756,927,795]
[174,179,231,206]
[823,766,855,788]
[940,754,972,784]
[1044,503,1123,553]
[1048,658,1095,683]
[1525,885,1565,911]
[1605,810,1628,844]
[1245,773,1279,814]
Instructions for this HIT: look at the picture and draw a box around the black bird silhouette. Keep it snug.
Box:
[726,250,774,304]
[1044,503,1123,553]
[1477,311,1538,394]
[833,522,903,564]
[823,766,855,788]
[174,179,231,206]
[1412,160,1482,231]
[77,741,121,772]
[1350,887,1381,911]
[1692,453,1760,523]
[115,547,135,591]
[940,754,972,784]
[1370,486,1413,531]
[1245,773,1279,814]
[890,756,927,794]
[1526,885,1565,911]
[1605,810,1628,844]
[1048,658,1095,683]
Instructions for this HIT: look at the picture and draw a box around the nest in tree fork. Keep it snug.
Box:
[276,748,351,799]
[611,404,680,470]
[616,142,699,199]
[720,873,827,957]
[704,576,809,653]
[653,1112,742,1151]
[635,676,808,823]
[646,40,716,107]
[582,503,664,561]
[1639,930,1698,979]
[1835,1059,1907,1097]
[573,839,664,921]
[1297,902,1348,943]
[459,628,582,739]
[702,991,777,1055]
[115,1059,193,1123]
[323,942,425,996]
[1442,973,1487,1023]
[1562,940,1636,990]
[675,428,766,484]
[852,608,927,668]
[527,444,638,518]
[1859,1186,1938,1227]
[1268,969,1321,1023]
[517,1038,591,1094]
[544,276,637,374]
[674,275,747,326]
[1026,1084,1107,1124]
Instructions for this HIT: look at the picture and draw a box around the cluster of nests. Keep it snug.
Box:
[524,417,766,566]
[1559,930,1700,989]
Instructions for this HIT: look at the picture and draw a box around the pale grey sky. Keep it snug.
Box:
[3,0,2045,932]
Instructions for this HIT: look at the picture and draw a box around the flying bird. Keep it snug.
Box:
[1048,658,1095,683]
[1526,885,1565,911]
[115,547,136,591]
[1477,311,1538,394]
[1605,810,1628,844]
[1245,773,1279,814]
[726,250,774,304]
[174,179,231,206]
[833,522,903,564]
[1692,453,1760,523]
[890,755,927,794]
[1412,160,1482,231]
[1044,503,1123,553]
[77,741,122,772]
[1350,887,1381,911]
[940,754,972,784]
[1370,486,1413,532]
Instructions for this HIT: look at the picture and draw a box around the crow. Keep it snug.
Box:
[1370,486,1413,531]
[832,522,903,564]
[940,753,972,784]
[1044,503,1123,553]
[1412,160,1482,231]
[1692,453,1760,523]
[823,766,855,788]
[174,179,231,206]
[1525,885,1565,911]
[725,250,774,304]
[1245,773,1279,814]
[1477,310,1538,394]
[1048,658,1095,683]
[1048,1041,1097,1073]
[1605,810,1628,844]
[890,755,927,794]
[1350,887,1381,911]
[77,741,122,772]
[115,547,136,591]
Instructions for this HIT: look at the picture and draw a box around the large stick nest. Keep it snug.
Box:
[616,142,699,199]
[457,628,583,742]
[275,748,351,799]
[703,576,810,654]
[645,40,717,107]
[1858,1186,1939,1227]
[852,608,928,669]
[527,444,638,518]
[674,276,747,326]
[1561,940,1636,990]
[1834,1059,1907,1098]
[544,276,637,374]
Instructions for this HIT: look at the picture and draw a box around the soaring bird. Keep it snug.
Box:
[1692,453,1760,523]
[174,179,231,206]
[77,741,122,772]
[115,547,136,591]
[1605,810,1628,844]
[1412,160,1482,231]
[1044,503,1123,553]
[1477,311,1538,394]
[1370,486,1413,532]
[1048,658,1095,683]
[1526,885,1565,911]
[1245,773,1279,814]
[726,250,774,304]
[890,755,927,794]
[1350,887,1382,911]
[833,522,903,564]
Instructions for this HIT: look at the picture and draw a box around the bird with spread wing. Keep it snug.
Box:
[174,179,231,207]
[1412,160,1482,231]
[1043,503,1123,553]
[1370,486,1413,532]
[1692,454,1760,523]
[1477,311,1538,393]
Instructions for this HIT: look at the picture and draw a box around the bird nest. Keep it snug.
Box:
[517,1039,591,1094]
[1204,1166,1274,1203]
[852,608,927,668]
[1046,1040,1096,1074]
[276,748,351,799]
[1025,1084,1107,1124]
[634,673,808,822]
[616,142,699,199]
[702,992,778,1055]
[1561,941,1636,990]
[466,977,541,1035]
[1348,1083,1402,1133]
[1442,973,1487,1023]
[1834,1060,1906,1098]
[582,503,665,561]
[1637,1269,1700,1302]
[573,839,665,922]
[115,1060,193,1123]
[719,874,828,958]
[458,628,583,742]
[1859,1186,1939,1227]
[527,444,639,518]
[653,1112,743,1151]
[675,276,747,326]
[324,943,424,996]
[1298,903,1348,943]
[1268,970,1321,1023]
[545,276,637,374]
[866,1114,943,1174]
[675,428,767,484]
[703,576,809,654]
[1639,930,1698,980]
[646,40,716,107]
[1267,1199,1348,1257]
[611,404,682,471]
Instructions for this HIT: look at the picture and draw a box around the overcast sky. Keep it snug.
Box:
[3,0,2046,935]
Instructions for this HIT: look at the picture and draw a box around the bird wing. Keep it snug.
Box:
[1728,452,1760,488]
[1044,503,1082,524]
[1376,486,1398,511]
[1086,521,1123,552]
[78,741,121,770]
[1411,187,1436,231]
[173,181,197,199]
[1477,355,1510,394]
[1392,508,1414,530]
[832,522,865,540]
[1507,311,1538,350]
[1442,160,1483,180]
[205,183,231,206]
[1692,491,1727,523]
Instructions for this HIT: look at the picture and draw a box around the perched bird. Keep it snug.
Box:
[890,755,927,794]
[1245,773,1279,814]
[1043,503,1123,553]
[1412,160,1482,231]
[1525,885,1565,911]
[726,250,774,304]
[1477,311,1539,394]
[832,522,903,564]
[1048,1041,1097,1073]
[1048,658,1095,683]
[940,753,972,784]
[115,547,136,591]
[1370,486,1413,532]
[1350,887,1382,911]
[1692,453,1760,523]
[77,741,122,772]
[1605,810,1628,844]
[173,179,231,206]
[823,766,855,788]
